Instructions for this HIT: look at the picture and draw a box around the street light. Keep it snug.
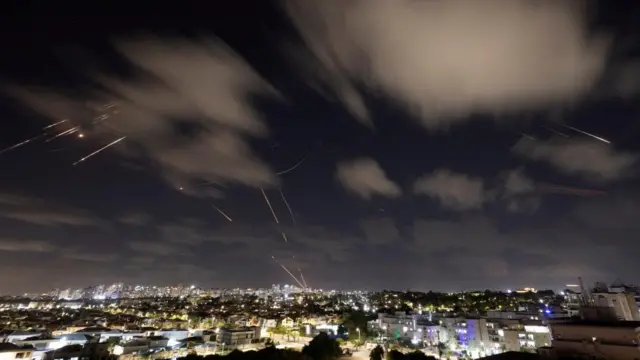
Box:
[356,327,361,343]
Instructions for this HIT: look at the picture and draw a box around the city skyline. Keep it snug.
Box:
[1,1,640,293]
[0,281,586,299]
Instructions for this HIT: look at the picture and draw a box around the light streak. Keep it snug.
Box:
[73,136,126,165]
[212,204,233,222]
[276,156,308,175]
[45,126,80,142]
[92,114,109,124]
[260,188,280,224]
[298,268,308,289]
[272,256,304,288]
[0,133,46,155]
[279,188,296,225]
[543,126,569,138]
[281,232,288,242]
[42,119,69,130]
[559,124,610,144]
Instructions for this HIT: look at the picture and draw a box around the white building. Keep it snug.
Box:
[592,293,640,321]
[440,318,490,358]
[112,337,169,355]
[486,320,551,354]
[152,329,189,345]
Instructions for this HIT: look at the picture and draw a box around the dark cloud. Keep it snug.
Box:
[513,137,637,182]
[62,252,119,262]
[336,158,402,200]
[118,212,152,226]
[413,169,488,211]
[0,194,102,227]
[0,238,56,253]
[128,241,191,257]
[359,217,401,245]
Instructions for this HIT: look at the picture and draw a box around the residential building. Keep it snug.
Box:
[486,320,551,354]
[440,318,490,358]
[0,343,33,360]
[217,327,260,346]
[592,293,640,321]
[111,337,168,356]
[280,318,295,328]
[550,320,640,360]
[0,331,45,343]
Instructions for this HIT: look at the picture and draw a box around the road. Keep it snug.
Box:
[351,349,370,360]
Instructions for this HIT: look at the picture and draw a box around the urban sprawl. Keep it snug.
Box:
[1,281,639,360]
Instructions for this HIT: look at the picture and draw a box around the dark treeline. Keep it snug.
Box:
[177,334,438,360]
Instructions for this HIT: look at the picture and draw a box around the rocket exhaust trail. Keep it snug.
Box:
[298,268,308,289]
[279,189,296,225]
[260,189,280,224]
[0,133,47,155]
[42,119,69,130]
[272,256,304,288]
[276,156,308,175]
[212,204,233,222]
[45,126,80,142]
[73,136,126,165]
[559,124,610,144]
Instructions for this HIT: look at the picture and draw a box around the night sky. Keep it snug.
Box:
[1,1,640,294]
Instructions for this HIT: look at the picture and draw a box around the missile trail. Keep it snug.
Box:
[0,133,47,155]
[42,119,69,130]
[45,126,80,142]
[272,256,304,288]
[543,126,569,138]
[212,204,233,222]
[276,156,308,175]
[298,268,308,289]
[73,136,126,165]
[559,124,610,144]
[260,189,280,224]
[279,189,296,225]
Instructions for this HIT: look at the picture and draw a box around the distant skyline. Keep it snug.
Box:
[1,1,640,293]
[8,281,567,297]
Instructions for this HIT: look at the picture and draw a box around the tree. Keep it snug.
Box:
[370,345,385,360]
[302,333,342,360]
[337,325,347,337]
[407,351,436,360]
[106,337,120,354]
[387,350,405,360]
[436,342,447,359]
